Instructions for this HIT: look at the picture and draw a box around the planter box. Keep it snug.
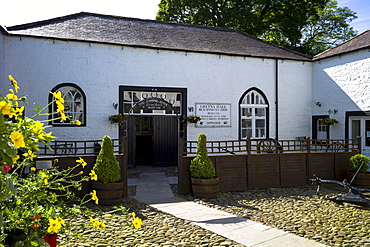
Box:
[347,171,370,188]
[92,181,124,205]
[191,177,219,198]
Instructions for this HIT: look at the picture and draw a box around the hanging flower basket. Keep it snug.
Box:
[108,114,126,125]
[187,115,201,124]
[319,118,338,126]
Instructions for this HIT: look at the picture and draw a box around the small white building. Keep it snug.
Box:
[312,30,370,157]
[0,12,369,166]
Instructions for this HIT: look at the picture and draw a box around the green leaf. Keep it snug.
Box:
[6,177,17,196]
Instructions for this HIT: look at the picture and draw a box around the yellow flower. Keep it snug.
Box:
[50,91,64,104]
[14,106,24,117]
[11,155,20,164]
[90,190,99,204]
[98,220,106,231]
[57,217,66,226]
[89,216,99,228]
[76,157,87,168]
[133,217,142,229]
[132,212,136,218]
[30,167,36,172]
[0,101,12,115]
[56,102,67,122]
[79,171,83,175]
[74,120,81,125]
[23,150,36,161]
[89,217,105,231]
[6,89,18,107]
[40,171,49,185]
[89,170,98,181]
[47,218,62,233]
[8,75,20,93]
[31,121,44,134]
[10,131,26,149]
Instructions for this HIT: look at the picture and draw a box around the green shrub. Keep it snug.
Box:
[349,154,370,173]
[190,133,216,179]
[93,135,121,183]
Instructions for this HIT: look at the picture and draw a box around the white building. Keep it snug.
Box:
[0,12,369,166]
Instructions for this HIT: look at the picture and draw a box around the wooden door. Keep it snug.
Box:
[126,116,136,168]
[152,116,178,167]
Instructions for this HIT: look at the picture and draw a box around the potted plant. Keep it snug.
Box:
[347,154,370,188]
[108,113,126,125]
[187,115,201,124]
[189,133,219,198]
[319,118,338,126]
[92,135,123,205]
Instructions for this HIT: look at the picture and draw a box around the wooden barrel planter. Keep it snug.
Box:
[92,181,124,205]
[347,172,370,188]
[191,177,219,198]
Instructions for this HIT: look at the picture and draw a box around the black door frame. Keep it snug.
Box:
[312,115,330,139]
[119,86,187,168]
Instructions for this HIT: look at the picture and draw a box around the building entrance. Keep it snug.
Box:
[119,86,187,168]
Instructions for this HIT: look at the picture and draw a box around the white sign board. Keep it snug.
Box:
[195,103,231,127]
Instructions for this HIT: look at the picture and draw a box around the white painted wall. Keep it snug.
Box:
[4,35,313,141]
[312,50,370,138]
[278,60,313,139]
[0,32,5,89]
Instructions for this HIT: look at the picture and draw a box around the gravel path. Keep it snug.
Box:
[58,167,370,247]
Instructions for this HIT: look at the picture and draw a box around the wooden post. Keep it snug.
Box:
[122,137,128,198]
[306,137,312,180]
[246,137,252,188]
[357,136,362,154]
[178,138,186,195]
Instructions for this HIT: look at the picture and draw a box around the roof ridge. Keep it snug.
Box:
[314,29,370,59]
[6,11,311,61]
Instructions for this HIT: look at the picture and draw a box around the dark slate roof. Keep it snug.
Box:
[7,12,310,61]
[314,29,370,60]
[0,25,8,34]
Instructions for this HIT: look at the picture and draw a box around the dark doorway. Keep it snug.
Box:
[126,115,178,168]
[119,86,187,168]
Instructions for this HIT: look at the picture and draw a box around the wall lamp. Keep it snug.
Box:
[112,103,118,109]
[315,102,321,107]
[328,109,338,114]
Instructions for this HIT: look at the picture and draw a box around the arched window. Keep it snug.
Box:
[49,83,86,126]
[239,88,268,139]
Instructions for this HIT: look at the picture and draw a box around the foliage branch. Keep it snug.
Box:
[156,0,358,56]
[0,76,140,246]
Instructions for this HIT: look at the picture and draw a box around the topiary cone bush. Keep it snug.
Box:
[190,133,216,179]
[93,135,121,183]
[349,154,370,173]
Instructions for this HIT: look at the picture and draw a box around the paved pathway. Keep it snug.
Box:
[134,172,328,247]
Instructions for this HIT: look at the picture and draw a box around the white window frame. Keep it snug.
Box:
[50,84,85,126]
[240,89,268,139]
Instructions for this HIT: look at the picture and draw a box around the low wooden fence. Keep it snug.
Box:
[178,137,360,195]
[38,139,124,156]
[35,138,128,197]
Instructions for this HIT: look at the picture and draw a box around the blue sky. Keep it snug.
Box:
[0,0,368,33]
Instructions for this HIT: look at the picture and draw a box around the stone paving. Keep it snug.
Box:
[134,172,327,247]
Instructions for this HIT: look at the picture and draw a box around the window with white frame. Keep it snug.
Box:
[240,89,268,139]
[50,84,85,126]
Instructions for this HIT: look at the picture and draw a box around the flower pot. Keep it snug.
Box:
[91,181,124,205]
[191,177,219,198]
[347,171,370,188]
